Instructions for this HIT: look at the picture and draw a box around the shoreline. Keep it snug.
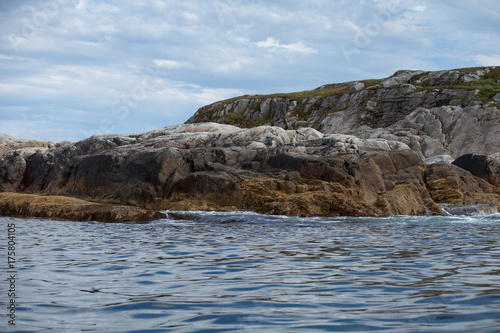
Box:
[1,192,498,223]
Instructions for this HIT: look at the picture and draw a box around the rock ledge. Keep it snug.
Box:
[0,192,166,222]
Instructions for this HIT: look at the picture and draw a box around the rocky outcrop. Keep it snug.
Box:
[2,67,500,218]
[0,133,70,158]
[186,67,500,159]
[1,123,499,217]
[0,192,165,222]
[425,162,500,209]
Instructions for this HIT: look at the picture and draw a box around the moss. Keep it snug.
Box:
[214,111,245,124]
[292,100,308,120]
[253,118,275,126]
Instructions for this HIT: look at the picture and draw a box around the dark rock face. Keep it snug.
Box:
[452,154,500,187]
[1,123,499,217]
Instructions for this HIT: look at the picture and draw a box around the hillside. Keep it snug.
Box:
[186,67,500,159]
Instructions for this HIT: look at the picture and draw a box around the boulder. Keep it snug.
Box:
[452,154,500,186]
[349,81,365,92]
[425,162,500,210]
[425,155,453,165]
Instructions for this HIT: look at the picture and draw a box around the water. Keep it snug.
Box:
[2,211,500,332]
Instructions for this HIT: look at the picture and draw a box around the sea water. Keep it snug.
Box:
[1,212,500,332]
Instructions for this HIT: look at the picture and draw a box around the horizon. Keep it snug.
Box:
[1,0,500,142]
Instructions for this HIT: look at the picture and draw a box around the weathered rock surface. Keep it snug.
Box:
[0,192,165,222]
[0,133,70,158]
[187,67,500,159]
[424,162,500,210]
[1,123,499,217]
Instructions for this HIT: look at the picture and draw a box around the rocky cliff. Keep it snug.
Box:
[187,67,500,159]
[1,123,499,217]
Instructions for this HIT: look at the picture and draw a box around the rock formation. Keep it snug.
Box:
[0,192,165,222]
[1,67,499,218]
[452,153,500,187]
[0,133,70,158]
[1,122,499,217]
[187,67,500,159]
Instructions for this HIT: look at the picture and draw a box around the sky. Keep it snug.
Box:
[1,0,500,142]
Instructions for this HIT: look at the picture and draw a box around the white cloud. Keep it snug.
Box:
[76,0,87,11]
[256,37,318,54]
[411,4,427,12]
[475,54,500,66]
[153,59,192,69]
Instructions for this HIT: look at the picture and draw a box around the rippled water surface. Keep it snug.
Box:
[2,212,500,332]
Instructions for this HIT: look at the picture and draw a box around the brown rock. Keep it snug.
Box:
[0,192,165,222]
[425,162,500,210]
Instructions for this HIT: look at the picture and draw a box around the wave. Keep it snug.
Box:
[161,208,500,226]
[439,204,499,217]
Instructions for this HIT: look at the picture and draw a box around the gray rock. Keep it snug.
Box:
[187,68,499,160]
[0,133,66,157]
[425,155,453,165]
[349,81,365,92]
[381,70,423,88]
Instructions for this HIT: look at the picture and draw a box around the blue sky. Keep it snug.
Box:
[1,0,500,142]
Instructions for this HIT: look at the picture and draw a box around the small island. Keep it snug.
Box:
[1,67,499,221]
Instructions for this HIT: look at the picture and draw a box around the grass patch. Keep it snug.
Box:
[214,112,245,124]
[476,87,500,103]
[362,79,384,88]
[253,118,275,126]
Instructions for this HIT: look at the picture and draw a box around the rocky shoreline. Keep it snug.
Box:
[1,123,499,219]
[0,192,165,222]
[1,67,499,221]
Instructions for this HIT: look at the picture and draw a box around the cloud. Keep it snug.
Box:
[475,54,500,66]
[256,37,318,54]
[153,59,192,69]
